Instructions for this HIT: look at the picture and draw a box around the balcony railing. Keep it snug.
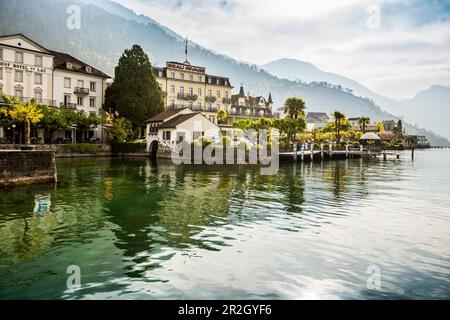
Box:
[167,104,218,113]
[74,87,90,95]
[222,98,232,104]
[60,102,77,109]
[205,96,217,103]
[177,93,198,101]
[229,108,274,118]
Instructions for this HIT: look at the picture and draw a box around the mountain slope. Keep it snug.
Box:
[396,85,450,139]
[1,0,448,145]
[262,59,450,140]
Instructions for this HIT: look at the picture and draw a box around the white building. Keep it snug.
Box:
[146,108,220,152]
[0,34,110,143]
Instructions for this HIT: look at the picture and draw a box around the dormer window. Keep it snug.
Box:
[85,66,92,73]
[66,62,73,70]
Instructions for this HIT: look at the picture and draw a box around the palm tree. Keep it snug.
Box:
[216,109,228,125]
[333,111,346,143]
[284,97,306,120]
[358,116,370,134]
[9,99,44,146]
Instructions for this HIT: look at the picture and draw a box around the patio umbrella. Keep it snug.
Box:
[360,132,381,141]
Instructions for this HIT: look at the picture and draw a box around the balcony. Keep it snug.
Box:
[74,87,90,95]
[229,108,273,118]
[222,97,232,104]
[205,96,217,103]
[177,93,198,101]
[60,102,77,110]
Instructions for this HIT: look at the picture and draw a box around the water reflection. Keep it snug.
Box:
[0,151,449,299]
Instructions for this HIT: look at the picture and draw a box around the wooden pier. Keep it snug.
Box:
[279,149,401,162]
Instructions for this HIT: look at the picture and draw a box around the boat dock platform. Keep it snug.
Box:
[279,149,401,162]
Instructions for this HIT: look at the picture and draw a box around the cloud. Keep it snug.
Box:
[113,0,450,100]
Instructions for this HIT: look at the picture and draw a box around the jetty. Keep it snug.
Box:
[279,148,401,162]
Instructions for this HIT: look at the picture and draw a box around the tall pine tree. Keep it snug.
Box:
[105,45,164,134]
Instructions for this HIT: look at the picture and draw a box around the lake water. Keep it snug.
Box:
[1,149,450,300]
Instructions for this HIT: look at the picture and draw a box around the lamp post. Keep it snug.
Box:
[12,124,16,144]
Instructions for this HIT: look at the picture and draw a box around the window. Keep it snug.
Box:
[90,97,96,107]
[198,75,202,82]
[85,66,92,73]
[208,78,212,84]
[197,88,202,97]
[77,97,83,106]
[216,91,220,98]
[180,73,184,80]
[0,67,2,80]
[179,87,184,96]
[216,79,220,85]
[171,72,175,78]
[163,131,171,141]
[225,80,228,86]
[170,85,175,93]
[64,95,71,105]
[14,88,23,98]
[216,104,220,110]
[15,51,23,63]
[209,115,215,123]
[0,48,3,60]
[34,73,42,85]
[90,81,96,92]
[208,103,212,111]
[77,80,83,88]
[225,91,229,99]
[170,99,175,107]
[34,91,42,101]
[35,56,43,67]
[189,75,193,81]
[66,62,73,70]
[158,71,163,77]
[208,90,212,97]
[64,77,71,88]
[197,102,202,109]
[15,70,23,82]
[189,102,193,109]
[189,88,193,96]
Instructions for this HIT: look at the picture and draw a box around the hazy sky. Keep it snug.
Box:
[114,0,450,100]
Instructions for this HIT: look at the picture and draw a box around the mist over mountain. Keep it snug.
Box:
[262,59,450,140]
[0,0,448,145]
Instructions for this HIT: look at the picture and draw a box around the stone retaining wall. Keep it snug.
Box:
[0,151,57,187]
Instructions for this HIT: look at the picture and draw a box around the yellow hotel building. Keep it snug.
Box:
[152,60,274,126]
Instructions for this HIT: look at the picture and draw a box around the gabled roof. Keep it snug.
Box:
[158,113,199,129]
[50,50,110,78]
[146,108,188,123]
[0,33,51,54]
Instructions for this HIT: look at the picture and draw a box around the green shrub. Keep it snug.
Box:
[111,142,147,154]
[65,144,98,154]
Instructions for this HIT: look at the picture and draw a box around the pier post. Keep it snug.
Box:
[293,143,297,161]
[320,143,324,160]
[383,150,387,161]
[411,147,415,160]
[329,143,333,159]
[301,144,305,162]
[311,144,314,161]
[345,144,349,159]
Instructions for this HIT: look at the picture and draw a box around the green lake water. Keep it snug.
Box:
[1,149,450,299]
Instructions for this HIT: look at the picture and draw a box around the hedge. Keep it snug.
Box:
[111,142,147,154]
[65,144,98,154]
